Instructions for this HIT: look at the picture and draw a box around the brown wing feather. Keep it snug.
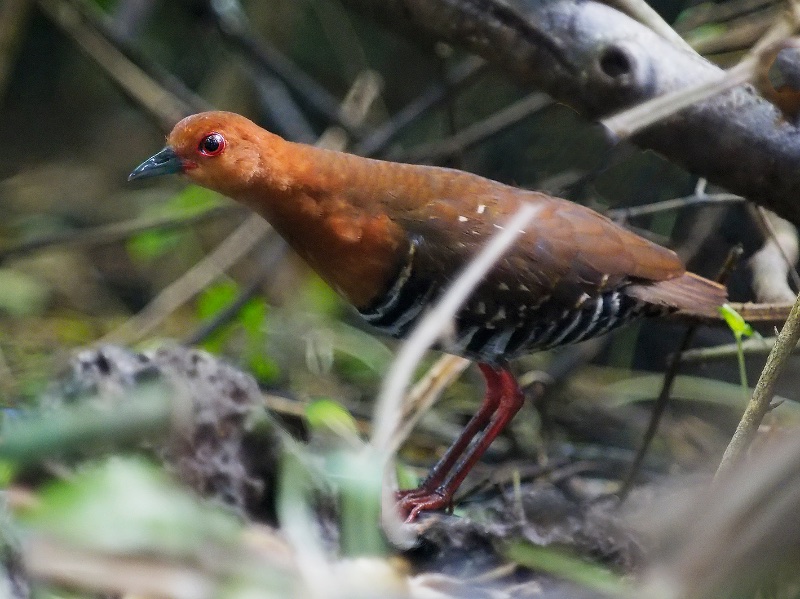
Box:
[627,273,727,317]
[397,186,688,311]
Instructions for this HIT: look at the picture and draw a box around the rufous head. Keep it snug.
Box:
[128,111,270,196]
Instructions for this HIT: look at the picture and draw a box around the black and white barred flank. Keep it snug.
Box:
[358,239,658,364]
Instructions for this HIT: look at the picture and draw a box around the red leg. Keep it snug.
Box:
[398,364,525,521]
[398,365,501,502]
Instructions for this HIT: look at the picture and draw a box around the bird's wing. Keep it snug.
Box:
[395,191,685,317]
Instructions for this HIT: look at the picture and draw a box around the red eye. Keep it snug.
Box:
[198,133,225,156]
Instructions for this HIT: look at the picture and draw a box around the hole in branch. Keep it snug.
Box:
[599,46,633,78]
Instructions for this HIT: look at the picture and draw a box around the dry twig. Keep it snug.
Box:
[716,290,800,476]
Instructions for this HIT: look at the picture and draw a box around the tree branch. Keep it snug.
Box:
[341,0,800,225]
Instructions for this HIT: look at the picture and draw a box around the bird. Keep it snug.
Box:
[130,111,727,521]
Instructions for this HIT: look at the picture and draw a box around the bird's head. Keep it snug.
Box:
[129,111,268,196]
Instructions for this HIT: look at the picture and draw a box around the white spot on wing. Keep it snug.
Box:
[575,292,591,308]
[491,307,506,321]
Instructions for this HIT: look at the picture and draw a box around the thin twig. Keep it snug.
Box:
[253,73,318,144]
[716,290,800,477]
[371,203,540,451]
[674,0,778,32]
[604,0,695,52]
[67,0,208,114]
[393,93,553,163]
[602,58,755,139]
[617,326,699,501]
[673,301,794,324]
[0,205,242,265]
[606,193,744,220]
[354,57,487,157]
[37,0,192,130]
[24,537,214,599]
[207,0,363,135]
[679,335,789,363]
[387,354,472,455]
[100,215,273,344]
[182,239,288,346]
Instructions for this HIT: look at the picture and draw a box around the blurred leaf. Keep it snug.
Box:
[326,450,386,557]
[127,186,223,263]
[91,0,118,11]
[305,398,359,440]
[327,322,394,378]
[239,294,268,338]
[0,460,15,487]
[22,457,242,556]
[240,299,280,381]
[0,382,174,464]
[604,374,796,413]
[301,275,344,317]
[126,227,184,262]
[196,281,238,354]
[53,316,97,345]
[0,269,50,317]
[247,353,280,383]
[196,281,279,382]
[504,540,627,596]
[305,329,335,375]
[167,185,224,215]
[681,22,728,45]
[197,281,238,319]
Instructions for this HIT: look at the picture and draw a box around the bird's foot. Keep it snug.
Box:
[396,487,452,522]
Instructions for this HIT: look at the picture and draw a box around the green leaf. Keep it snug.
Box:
[719,304,755,338]
[504,540,627,596]
[196,282,239,354]
[195,282,279,382]
[239,296,267,339]
[126,228,184,262]
[197,281,239,319]
[395,462,420,492]
[305,399,359,439]
[127,186,223,262]
[246,353,277,382]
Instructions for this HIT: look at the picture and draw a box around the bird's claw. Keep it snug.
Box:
[396,487,451,522]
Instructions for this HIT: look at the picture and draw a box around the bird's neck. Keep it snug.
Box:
[236,139,412,308]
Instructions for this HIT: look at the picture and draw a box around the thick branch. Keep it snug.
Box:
[342,0,800,225]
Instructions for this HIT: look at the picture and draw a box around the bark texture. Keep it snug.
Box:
[342,0,800,225]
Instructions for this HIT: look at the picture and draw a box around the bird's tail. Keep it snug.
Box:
[627,272,727,320]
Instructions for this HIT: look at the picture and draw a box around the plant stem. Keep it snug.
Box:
[716,292,800,477]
